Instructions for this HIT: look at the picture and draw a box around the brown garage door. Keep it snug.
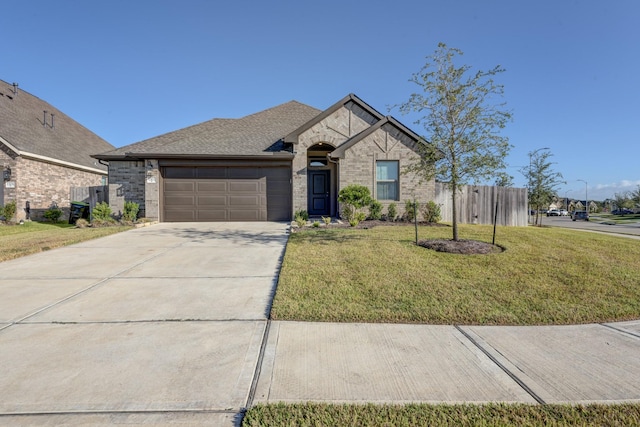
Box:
[162,166,291,222]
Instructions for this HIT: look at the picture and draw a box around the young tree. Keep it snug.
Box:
[521,149,564,226]
[399,43,512,241]
[631,185,640,207]
[613,191,632,210]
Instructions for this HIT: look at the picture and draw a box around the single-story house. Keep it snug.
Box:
[93,94,434,222]
[0,79,114,221]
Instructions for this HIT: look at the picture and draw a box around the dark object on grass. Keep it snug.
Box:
[418,239,502,255]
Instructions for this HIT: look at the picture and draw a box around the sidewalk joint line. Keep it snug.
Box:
[600,323,640,340]
[455,325,546,405]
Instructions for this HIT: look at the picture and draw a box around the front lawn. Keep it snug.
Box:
[0,221,132,262]
[271,224,640,325]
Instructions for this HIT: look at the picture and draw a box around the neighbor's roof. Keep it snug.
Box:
[95,101,321,160]
[0,79,113,172]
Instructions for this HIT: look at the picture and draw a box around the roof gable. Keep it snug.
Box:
[283,93,385,144]
[0,79,114,171]
[329,115,427,159]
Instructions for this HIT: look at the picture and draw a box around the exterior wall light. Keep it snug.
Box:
[2,167,11,181]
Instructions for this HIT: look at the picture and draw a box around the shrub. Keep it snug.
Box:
[322,216,332,225]
[422,200,442,223]
[43,206,63,223]
[312,220,320,228]
[92,202,112,221]
[122,201,139,222]
[349,212,367,227]
[1,200,17,222]
[404,200,420,222]
[339,185,372,226]
[294,210,309,221]
[294,215,307,228]
[387,203,397,221]
[369,200,383,220]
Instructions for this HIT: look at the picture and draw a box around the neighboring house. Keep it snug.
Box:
[0,79,113,221]
[94,94,433,222]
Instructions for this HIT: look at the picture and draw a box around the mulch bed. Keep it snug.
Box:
[295,219,502,254]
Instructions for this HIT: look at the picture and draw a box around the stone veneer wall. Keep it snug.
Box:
[7,156,105,221]
[292,101,378,214]
[107,160,147,219]
[339,123,434,219]
[1,144,18,209]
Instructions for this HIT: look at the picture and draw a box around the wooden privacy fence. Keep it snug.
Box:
[70,186,108,211]
[434,183,528,227]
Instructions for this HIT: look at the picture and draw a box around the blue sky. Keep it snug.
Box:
[4,0,639,201]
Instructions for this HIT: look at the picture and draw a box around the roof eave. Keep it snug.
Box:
[93,152,295,161]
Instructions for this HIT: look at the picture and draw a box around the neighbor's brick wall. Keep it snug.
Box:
[108,160,147,218]
[339,123,434,219]
[292,101,378,214]
[11,157,105,221]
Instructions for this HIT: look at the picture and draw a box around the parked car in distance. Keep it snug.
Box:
[612,208,634,215]
[546,209,560,216]
[559,209,569,216]
[572,211,589,221]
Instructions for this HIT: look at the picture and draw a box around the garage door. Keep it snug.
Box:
[162,166,291,222]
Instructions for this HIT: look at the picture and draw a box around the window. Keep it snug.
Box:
[376,161,399,200]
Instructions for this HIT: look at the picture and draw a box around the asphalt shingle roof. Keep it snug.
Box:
[96,100,321,159]
[0,79,113,171]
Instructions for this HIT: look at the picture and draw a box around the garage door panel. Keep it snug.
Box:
[162,166,290,222]
[229,180,263,193]
[197,195,227,206]
[164,195,196,206]
[165,182,196,192]
[164,210,196,222]
[196,209,228,221]
[229,195,261,206]
[197,181,227,192]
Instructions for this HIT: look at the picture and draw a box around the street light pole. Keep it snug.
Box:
[578,179,588,215]
[528,147,550,225]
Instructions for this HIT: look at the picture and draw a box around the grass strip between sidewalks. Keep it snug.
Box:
[0,221,132,262]
[272,224,640,325]
[243,402,640,427]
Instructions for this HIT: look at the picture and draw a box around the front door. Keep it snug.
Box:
[308,170,330,216]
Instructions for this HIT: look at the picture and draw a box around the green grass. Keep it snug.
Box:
[0,221,132,262]
[271,224,640,325]
[592,213,640,225]
[243,402,640,426]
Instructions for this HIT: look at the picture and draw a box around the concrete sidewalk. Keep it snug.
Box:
[255,321,640,405]
[1,222,639,427]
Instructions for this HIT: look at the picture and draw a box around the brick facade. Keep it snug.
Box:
[107,160,149,219]
[1,152,106,221]
[292,102,434,219]
[292,100,379,214]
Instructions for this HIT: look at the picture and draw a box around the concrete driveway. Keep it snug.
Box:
[0,222,289,426]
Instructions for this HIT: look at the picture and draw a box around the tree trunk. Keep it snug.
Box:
[451,188,458,241]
